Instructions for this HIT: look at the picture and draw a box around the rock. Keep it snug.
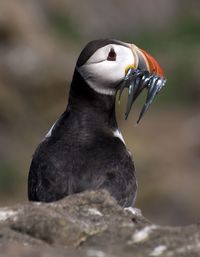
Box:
[0,190,200,257]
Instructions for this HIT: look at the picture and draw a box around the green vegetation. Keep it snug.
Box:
[125,16,200,104]
[0,162,22,196]
[48,11,80,42]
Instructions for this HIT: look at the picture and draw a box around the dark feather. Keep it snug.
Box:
[28,70,137,207]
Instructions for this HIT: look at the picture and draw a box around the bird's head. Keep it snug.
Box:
[75,39,166,122]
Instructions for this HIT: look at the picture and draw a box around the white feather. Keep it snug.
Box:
[45,121,57,138]
[78,44,134,95]
[113,129,125,144]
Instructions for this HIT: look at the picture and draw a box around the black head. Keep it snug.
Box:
[71,39,166,122]
[74,39,164,97]
[75,39,137,95]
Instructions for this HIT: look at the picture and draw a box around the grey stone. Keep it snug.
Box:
[0,190,200,257]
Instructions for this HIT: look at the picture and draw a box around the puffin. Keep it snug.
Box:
[28,39,165,207]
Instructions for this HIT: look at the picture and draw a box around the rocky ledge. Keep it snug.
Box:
[0,190,200,257]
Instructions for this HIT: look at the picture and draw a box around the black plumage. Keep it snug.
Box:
[28,39,138,207]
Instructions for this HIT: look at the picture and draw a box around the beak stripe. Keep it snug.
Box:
[136,49,150,72]
[139,49,164,77]
[130,45,139,68]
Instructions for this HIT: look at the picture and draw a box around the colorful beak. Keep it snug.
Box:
[132,45,164,77]
[139,49,164,77]
[119,44,166,122]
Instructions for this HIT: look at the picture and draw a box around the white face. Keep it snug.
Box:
[78,44,135,95]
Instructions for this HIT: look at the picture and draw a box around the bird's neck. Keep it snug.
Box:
[67,69,118,130]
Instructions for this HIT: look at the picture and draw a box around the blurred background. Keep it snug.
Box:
[0,0,200,226]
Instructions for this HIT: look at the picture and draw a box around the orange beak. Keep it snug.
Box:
[139,48,164,77]
[121,43,166,122]
[129,44,164,77]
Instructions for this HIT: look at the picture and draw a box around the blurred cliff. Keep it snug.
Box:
[0,0,200,225]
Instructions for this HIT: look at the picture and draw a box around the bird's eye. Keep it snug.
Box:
[107,48,116,61]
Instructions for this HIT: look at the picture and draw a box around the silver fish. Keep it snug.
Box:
[119,68,166,123]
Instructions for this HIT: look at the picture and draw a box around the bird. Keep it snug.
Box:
[28,39,165,207]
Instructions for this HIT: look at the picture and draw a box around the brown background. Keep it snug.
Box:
[0,0,200,226]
